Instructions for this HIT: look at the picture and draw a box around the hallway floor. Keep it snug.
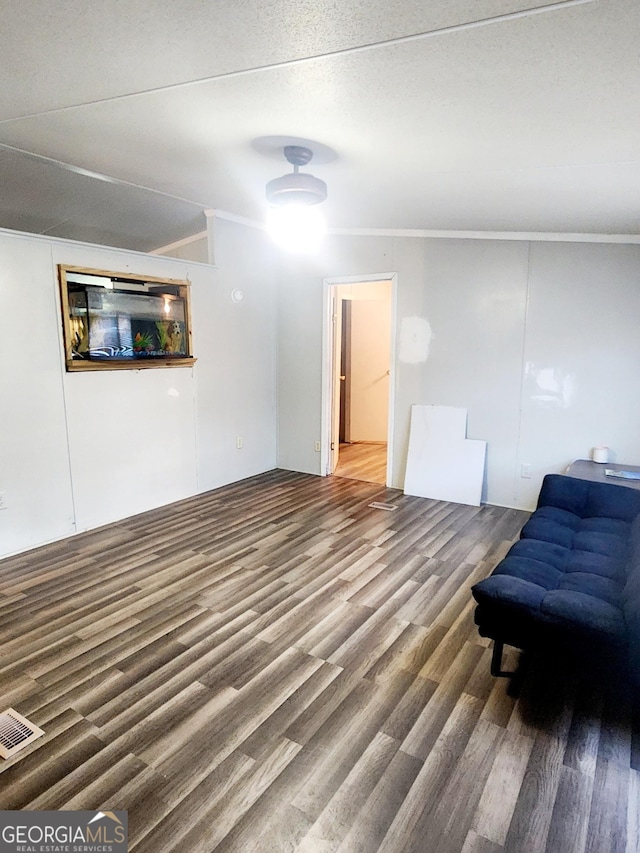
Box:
[334,442,387,485]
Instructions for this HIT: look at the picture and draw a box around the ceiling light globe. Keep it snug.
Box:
[266,205,327,254]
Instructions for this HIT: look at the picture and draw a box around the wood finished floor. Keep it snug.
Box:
[1,469,639,853]
[334,443,387,485]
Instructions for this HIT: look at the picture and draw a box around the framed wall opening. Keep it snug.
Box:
[321,273,397,487]
[58,264,196,371]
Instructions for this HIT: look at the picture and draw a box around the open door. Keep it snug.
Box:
[324,277,395,485]
[330,296,342,474]
[339,300,352,444]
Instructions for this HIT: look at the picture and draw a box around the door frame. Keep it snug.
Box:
[321,272,398,487]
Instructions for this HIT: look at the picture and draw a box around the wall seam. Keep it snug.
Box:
[50,244,79,534]
[513,241,533,504]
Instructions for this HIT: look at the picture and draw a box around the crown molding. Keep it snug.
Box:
[211,210,640,244]
[330,227,640,243]
[149,230,208,254]
[212,209,266,229]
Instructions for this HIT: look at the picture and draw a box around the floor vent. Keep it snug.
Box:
[0,708,44,759]
[368,502,398,511]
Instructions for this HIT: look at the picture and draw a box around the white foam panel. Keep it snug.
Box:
[404,405,486,506]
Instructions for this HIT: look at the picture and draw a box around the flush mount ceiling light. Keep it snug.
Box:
[265,145,327,206]
[266,145,328,253]
[266,205,327,253]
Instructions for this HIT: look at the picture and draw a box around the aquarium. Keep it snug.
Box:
[68,285,188,361]
[59,265,195,372]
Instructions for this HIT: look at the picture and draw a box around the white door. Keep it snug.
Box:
[330,296,342,473]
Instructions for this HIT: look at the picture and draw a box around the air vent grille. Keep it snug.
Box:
[368,502,398,511]
[0,708,44,759]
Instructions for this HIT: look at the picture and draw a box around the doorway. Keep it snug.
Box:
[321,276,396,486]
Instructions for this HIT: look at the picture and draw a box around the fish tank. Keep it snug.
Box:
[59,266,195,372]
[69,286,188,361]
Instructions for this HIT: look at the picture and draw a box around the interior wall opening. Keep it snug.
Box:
[325,279,394,485]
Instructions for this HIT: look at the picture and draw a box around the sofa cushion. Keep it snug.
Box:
[509,539,568,570]
[520,516,574,548]
[623,516,640,681]
[534,505,582,530]
[537,474,640,520]
[566,549,626,582]
[580,516,630,536]
[573,530,629,559]
[540,590,626,640]
[472,573,546,616]
[493,555,562,590]
[585,486,640,523]
[557,572,622,607]
[536,475,590,516]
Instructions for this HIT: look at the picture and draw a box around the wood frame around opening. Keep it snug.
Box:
[58,264,197,372]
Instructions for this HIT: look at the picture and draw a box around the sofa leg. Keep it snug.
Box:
[490,640,512,677]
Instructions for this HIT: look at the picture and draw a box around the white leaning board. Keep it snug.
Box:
[403,405,486,506]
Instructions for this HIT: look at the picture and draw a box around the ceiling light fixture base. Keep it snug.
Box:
[266,146,327,206]
[283,145,313,168]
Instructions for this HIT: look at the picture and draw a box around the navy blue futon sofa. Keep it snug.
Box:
[472,474,640,680]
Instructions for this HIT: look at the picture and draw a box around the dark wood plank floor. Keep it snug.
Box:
[0,470,638,852]
[334,443,387,485]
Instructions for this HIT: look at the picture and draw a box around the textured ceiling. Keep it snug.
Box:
[0,0,638,251]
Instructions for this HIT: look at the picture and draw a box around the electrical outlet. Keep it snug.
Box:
[0,492,6,510]
[314,441,321,452]
[236,436,243,449]
[521,463,532,479]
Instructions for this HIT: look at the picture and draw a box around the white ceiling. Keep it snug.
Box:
[0,0,638,251]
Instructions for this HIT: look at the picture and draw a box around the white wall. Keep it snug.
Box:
[0,221,277,558]
[349,298,391,442]
[276,234,640,509]
[517,241,640,506]
[418,239,529,505]
[0,234,77,553]
[192,218,277,491]
[277,235,423,475]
